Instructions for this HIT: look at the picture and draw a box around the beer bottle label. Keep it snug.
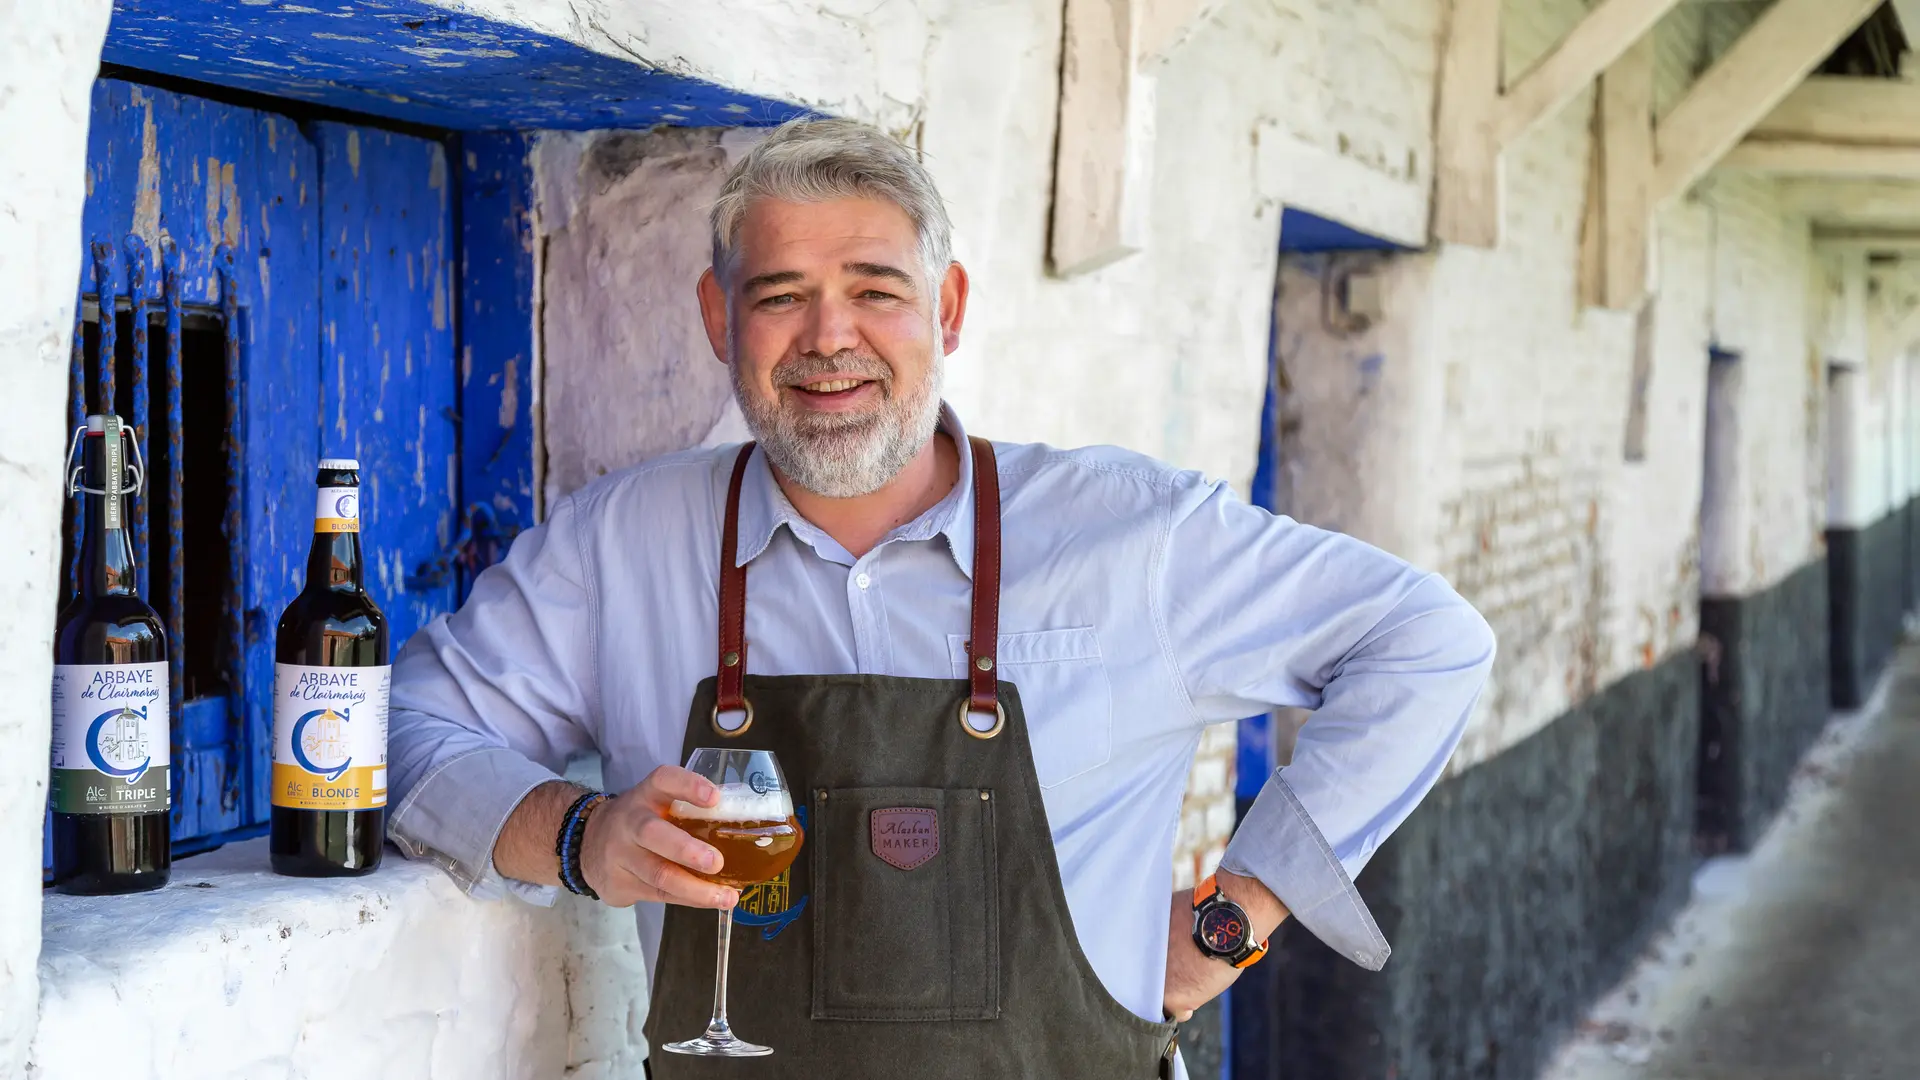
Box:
[271,663,390,810]
[314,486,360,533]
[50,662,171,815]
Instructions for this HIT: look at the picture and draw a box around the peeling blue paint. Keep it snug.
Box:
[104,0,810,132]
[314,121,461,641]
[453,131,534,596]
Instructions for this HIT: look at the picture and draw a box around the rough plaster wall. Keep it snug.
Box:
[32,841,571,1080]
[533,127,760,506]
[0,1,114,1073]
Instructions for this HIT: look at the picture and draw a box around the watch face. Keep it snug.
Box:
[1197,902,1248,955]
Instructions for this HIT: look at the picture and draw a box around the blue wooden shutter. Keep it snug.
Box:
[58,80,464,862]
[311,122,459,647]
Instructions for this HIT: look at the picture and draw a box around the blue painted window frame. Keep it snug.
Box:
[51,79,538,869]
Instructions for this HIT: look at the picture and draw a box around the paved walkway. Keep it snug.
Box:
[1541,643,1920,1080]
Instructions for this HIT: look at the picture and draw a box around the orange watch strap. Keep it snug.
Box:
[1195,872,1270,968]
[1233,937,1271,970]
[1193,873,1221,907]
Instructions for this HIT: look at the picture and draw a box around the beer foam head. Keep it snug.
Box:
[671,784,793,822]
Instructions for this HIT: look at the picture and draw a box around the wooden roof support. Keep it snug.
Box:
[1048,0,1226,277]
[1722,141,1920,180]
[1719,77,1920,181]
[1650,0,1881,204]
[1750,77,1920,146]
[1498,0,1682,146]
[1579,36,1658,311]
[1435,0,1682,247]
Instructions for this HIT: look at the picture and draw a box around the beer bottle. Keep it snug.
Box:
[269,459,388,875]
[50,414,171,895]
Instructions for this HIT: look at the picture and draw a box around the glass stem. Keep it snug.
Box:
[706,906,736,1039]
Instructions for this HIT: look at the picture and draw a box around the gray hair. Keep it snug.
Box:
[709,117,954,290]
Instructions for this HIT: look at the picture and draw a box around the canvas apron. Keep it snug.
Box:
[644,437,1181,1079]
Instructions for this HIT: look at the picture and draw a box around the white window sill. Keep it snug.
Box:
[33,837,646,1080]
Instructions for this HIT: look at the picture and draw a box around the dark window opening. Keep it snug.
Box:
[70,303,234,701]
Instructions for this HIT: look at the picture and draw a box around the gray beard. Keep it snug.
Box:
[731,351,944,499]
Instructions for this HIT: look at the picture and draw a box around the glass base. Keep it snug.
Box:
[661,1032,773,1058]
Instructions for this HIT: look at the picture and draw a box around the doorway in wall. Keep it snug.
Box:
[1695,345,1742,854]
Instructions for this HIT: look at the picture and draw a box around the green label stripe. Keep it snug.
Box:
[51,765,170,815]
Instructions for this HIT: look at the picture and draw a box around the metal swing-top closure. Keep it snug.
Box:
[709,437,1007,740]
[67,414,147,506]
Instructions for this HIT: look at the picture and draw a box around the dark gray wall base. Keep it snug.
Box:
[1697,559,1830,854]
[1231,652,1698,1080]
[1907,501,1919,615]
[1829,510,1908,709]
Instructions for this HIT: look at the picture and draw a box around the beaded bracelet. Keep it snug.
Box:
[554,790,610,899]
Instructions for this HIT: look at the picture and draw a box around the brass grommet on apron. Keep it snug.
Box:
[959,700,1006,740]
[711,698,754,737]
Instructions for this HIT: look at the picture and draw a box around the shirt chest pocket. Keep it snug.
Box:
[948,626,1113,789]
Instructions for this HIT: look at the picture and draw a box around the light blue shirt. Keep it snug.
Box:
[387,404,1495,1031]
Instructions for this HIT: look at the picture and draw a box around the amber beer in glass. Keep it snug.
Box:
[270,459,389,875]
[666,794,803,889]
[662,747,804,1058]
[50,415,171,895]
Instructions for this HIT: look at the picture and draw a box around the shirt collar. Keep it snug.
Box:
[733,402,977,579]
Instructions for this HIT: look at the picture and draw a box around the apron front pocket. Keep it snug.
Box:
[810,785,1001,1021]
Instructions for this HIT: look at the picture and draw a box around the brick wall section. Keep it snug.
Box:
[1172,723,1240,891]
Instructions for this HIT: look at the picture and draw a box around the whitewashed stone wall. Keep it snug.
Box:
[0,2,115,1075]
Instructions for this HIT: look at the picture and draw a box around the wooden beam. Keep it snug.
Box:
[1779,178,1920,227]
[1752,77,1920,146]
[1497,0,1683,147]
[1603,37,1658,309]
[1433,0,1503,247]
[1050,0,1147,276]
[1048,0,1223,276]
[1814,226,1920,248]
[1722,139,1920,179]
[1651,0,1880,204]
[1578,36,1658,310]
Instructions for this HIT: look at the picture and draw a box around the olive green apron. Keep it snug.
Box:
[644,437,1181,1079]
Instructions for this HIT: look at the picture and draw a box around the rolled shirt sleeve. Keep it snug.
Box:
[1157,474,1496,970]
[386,493,601,900]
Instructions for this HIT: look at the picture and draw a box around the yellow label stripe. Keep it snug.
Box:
[271,762,386,810]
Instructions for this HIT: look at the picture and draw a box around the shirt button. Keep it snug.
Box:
[855,572,872,590]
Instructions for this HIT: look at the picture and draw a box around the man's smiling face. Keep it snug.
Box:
[700,195,957,498]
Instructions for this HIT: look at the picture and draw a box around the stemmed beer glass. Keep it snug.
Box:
[661,747,805,1057]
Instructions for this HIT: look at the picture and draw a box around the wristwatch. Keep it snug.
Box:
[1191,873,1270,969]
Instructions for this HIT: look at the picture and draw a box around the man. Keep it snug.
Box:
[388,117,1495,1079]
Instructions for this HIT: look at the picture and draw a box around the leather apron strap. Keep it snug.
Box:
[714,437,1005,735]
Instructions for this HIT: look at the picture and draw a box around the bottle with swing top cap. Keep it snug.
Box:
[269,458,389,875]
[50,414,172,894]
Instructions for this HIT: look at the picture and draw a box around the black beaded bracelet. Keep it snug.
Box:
[555,790,609,899]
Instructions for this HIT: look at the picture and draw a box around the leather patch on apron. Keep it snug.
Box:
[871,807,940,871]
